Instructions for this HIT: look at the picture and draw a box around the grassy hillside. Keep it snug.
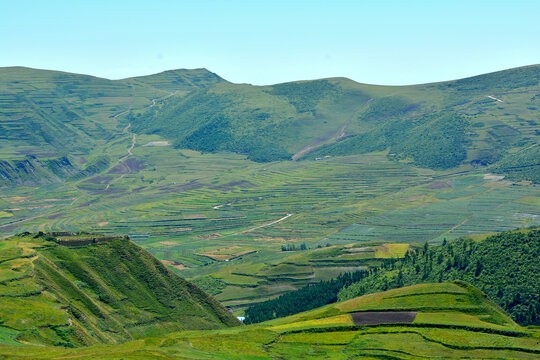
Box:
[492,143,540,183]
[338,228,540,326]
[0,66,221,163]
[124,68,226,92]
[0,282,538,359]
[1,149,538,313]
[131,65,540,173]
[243,228,540,326]
[0,232,239,347]
[0,66,538,326]
[1,64,538,179]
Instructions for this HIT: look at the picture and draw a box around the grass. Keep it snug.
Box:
[1,148,538,310]
[0,65,539,323]
[0,282,538,359]
[0,233,239,347]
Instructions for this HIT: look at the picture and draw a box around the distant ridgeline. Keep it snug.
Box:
[245,228,540,326]
[0,232,239,347]
[130,65,540,178]
[0,65,538,183]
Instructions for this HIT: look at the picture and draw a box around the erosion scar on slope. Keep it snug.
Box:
[292,98,372,160]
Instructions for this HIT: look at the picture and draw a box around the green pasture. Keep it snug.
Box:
[1,281,538,359]
[1,65,539,319]
[1,144,538,309]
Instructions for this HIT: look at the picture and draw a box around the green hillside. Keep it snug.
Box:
[0,67,218,160]
[124,68,226,92]
[1,65,538,180]
[244,228,540,326]
[1,282,538,359]
[131,65,540,174]
[0,232,239,347]
[0,66,538,342]
[338,228,540,326]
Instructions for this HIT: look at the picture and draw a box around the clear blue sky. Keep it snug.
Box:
[1,0,539,85]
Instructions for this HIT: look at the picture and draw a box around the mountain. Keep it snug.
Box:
[130,65,540,174]
[1,281,538,358]
[0,67,220,160]
[0,232,239,347]
[1,65,538,181]
[123,68,226,92]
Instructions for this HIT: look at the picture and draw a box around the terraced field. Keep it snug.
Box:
[1,282,538,359]
[1,142,538,311]
[1,65,539,321]
[0,233,238,347]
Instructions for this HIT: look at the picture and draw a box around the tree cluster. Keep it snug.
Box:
[244,270,369,324]
[339,229,540,326]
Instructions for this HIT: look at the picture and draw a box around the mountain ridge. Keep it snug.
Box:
[129,64,539,171]
[2,63,538,86]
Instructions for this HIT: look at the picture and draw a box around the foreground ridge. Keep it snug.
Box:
[0,280,538,358]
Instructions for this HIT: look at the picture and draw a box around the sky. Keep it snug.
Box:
[1,0,539,85]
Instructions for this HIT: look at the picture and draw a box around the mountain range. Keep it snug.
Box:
[0,65,539,358]
[1,65,539,185]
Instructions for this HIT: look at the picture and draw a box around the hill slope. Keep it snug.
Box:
[0,67,220,158]
[338,228,540,326]
[0,232,239,347]
[1,282,538,359]
[131,65,540,174]
[1,65,537,180]
[244,228,540,326]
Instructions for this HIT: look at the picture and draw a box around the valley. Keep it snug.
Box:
[0,65,539,358]
[1,138,537,311]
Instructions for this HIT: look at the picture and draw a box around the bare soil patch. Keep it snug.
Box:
[346,246,375,253]
[158,241,178,246]
[426,181,451,189]
[197,233,221,239]
[350,311,417,325]
[209,216,247,221]
[108,157,146,174]
[144,141,170,146]
[196,246,256,261]
[484,174,505,181]
[161,259,189,270]
[4,197,26,203]
[169,227,192,232]
[183,214,207,220]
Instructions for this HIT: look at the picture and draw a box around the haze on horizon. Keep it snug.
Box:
[1,0,539,86]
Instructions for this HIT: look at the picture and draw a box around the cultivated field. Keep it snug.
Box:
[1,282,538,359]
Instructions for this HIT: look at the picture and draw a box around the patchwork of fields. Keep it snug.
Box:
[1,65,539,317]
[1,281,538,359]
[1,136,538,310]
